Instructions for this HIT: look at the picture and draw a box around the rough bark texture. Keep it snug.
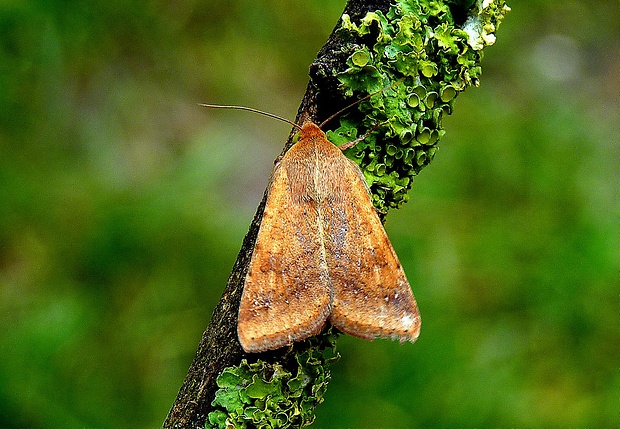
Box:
[163,1,386,427]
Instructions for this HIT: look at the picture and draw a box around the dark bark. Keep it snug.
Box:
[162,1,388,427]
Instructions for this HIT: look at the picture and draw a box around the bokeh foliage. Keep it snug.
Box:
[0,0,618,428]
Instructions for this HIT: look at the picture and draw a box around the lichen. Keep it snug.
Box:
[328,0,510,212]
[205,329,339,429]
[207,2,509,427]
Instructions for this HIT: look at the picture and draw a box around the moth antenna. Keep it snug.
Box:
[319,78,405,129]
[199,103,302,131]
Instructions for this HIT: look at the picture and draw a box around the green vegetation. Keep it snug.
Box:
[328,0,509,211]
[207,331,338,429]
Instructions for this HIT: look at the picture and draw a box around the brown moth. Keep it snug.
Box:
[237,119,420,353]
[201,95,421,353]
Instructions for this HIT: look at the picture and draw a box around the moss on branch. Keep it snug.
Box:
[168,1,509,428]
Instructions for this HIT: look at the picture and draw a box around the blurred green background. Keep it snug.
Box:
[1,0,618,427]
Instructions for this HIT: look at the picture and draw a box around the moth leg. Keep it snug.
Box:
[338,122,383,151]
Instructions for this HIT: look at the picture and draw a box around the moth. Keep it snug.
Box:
[202,95,421,353]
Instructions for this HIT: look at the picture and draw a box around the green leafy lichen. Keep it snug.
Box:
[328,0,510,212]
[206,330,339,429]
[207,2,509,427]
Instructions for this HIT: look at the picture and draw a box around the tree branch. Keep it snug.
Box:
[164,0,509,427]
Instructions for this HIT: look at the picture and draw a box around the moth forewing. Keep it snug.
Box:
[319,136,421,343]
[237,126,332,353]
